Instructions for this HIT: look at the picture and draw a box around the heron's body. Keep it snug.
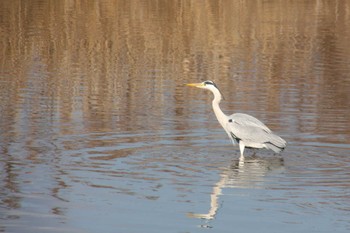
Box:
[187,80,286,157]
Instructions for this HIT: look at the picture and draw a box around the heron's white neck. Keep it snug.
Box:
[210,88,228,129]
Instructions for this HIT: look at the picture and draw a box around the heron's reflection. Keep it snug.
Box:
[188,155,284,221]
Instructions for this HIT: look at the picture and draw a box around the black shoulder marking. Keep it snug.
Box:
[230,132,241,143]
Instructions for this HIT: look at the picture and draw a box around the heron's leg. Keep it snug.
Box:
[239,141,245,157]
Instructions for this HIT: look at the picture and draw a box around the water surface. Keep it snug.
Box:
[1,1,350,232]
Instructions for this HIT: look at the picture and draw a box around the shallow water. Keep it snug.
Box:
[1,1,350,232]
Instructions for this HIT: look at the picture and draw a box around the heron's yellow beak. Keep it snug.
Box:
[186,83,204,88]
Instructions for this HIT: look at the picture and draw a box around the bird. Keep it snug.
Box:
[186,80,286,157]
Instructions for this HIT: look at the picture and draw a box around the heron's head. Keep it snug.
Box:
[186,80,218,90]
[186,80,224,100]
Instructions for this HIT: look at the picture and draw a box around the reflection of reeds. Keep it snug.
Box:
[1,1,350,134]
[1,0,350,137]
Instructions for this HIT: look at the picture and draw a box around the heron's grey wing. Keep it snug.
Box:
[226,117,287,152]
[226,120,270,146]
[229,113,271,133]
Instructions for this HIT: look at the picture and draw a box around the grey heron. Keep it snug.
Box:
[186,80,286,157]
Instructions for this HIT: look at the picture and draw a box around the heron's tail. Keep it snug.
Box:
[264,134,287,153]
